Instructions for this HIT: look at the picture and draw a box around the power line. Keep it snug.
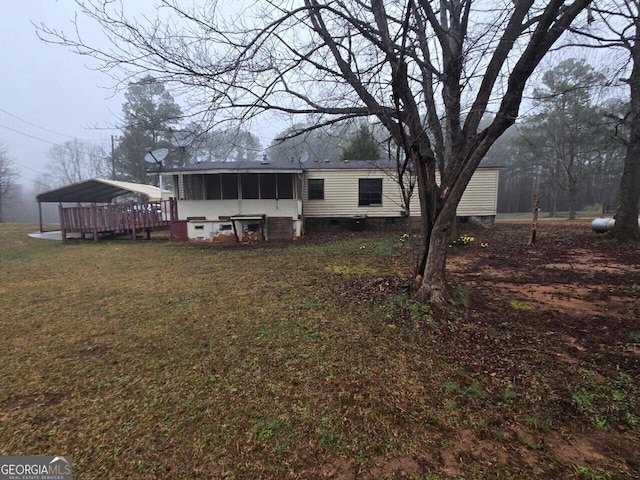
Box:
[0,124,60,146]
[0,108,116,142]
[12,158,47,176]
[13,170,51,190]
[0,108,80,139]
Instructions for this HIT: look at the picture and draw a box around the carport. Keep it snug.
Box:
[36,179,176,241]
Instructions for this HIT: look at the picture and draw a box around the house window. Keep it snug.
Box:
[308,178,324,200]
[359,178,382,206]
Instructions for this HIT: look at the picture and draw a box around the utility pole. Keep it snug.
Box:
[111,135,116,181]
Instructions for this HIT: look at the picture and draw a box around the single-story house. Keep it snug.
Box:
[158,158,500,242]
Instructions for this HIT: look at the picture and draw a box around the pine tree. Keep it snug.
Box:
[340,124,380,161]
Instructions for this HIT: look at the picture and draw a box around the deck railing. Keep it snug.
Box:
[59,198,177,241]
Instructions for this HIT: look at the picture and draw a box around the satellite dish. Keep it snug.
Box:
[144,148,169,164]
[299,151,309,164]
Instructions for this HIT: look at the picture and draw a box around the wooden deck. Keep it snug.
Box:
[59,199,178,241]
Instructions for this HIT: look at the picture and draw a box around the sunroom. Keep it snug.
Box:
[163,160,304,242]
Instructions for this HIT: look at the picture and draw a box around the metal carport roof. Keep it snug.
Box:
[36,179,168,203]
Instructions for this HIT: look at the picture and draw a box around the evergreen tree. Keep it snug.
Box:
[115,76,182,183]
[518,59,613,219]
[340,124,380,161]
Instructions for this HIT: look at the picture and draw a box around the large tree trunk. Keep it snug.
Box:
[610,31,640,243]
[413,205,457,305]
[549,187,558,218]
[413,164,462,305]
[609,138,640,241]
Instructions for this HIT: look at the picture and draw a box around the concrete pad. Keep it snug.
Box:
[28,231,83,241]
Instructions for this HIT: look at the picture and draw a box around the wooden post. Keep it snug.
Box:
[91,204,99,242]
[232,219,239,242]
[130,201,137,241]
[528,194,540,246]
[171,198,178,223]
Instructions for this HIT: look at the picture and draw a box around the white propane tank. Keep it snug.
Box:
[592,217,640,233]
[591,218,615,233]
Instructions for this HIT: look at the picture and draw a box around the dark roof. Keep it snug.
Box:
[304,159,397,170]
[160,158,406,174]
[160,158,304,174]
[160,158,502,174]
[36,179,168,203]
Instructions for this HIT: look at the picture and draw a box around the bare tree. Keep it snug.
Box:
[572,1,640,241]
[0,143,19,223]
[38,0,592,302]
[46,139,109,186]
[267,122,360,163]
[592,0,640,242]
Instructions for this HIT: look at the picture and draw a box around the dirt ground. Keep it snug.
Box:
[443,221,640,478]
[308,221,640,479]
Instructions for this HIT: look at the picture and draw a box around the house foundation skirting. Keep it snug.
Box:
[304,216,407,233]
[304,215,496,234]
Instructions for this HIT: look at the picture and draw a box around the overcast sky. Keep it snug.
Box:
[0,1,128,188]
[0,2,617,193]
[0,1,282,191]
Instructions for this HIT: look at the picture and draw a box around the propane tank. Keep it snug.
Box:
[592,217,640,233]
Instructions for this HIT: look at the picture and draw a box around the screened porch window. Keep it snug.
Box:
[183,174,205,200]
[260,174,277,199]
[241,173,260,199]
[277,174,294,199]
[241,173,295,199]
[221,173,239,199]
[205,174,221,199]
[179,172,296,200]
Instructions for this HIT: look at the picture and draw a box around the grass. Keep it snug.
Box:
[0,223,638,479]
[574,465,613,480]
[508,299,532,311]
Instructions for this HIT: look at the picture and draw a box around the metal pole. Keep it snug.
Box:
[111,135,116,180]
[38,202,43,233]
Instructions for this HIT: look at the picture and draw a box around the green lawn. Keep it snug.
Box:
[0,224,637,479]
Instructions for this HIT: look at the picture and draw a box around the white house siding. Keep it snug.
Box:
[306,166,500,218]
[456,168,499,216]
[178,199,302,221]
[303,168,407,218]
[407,168,499,217]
